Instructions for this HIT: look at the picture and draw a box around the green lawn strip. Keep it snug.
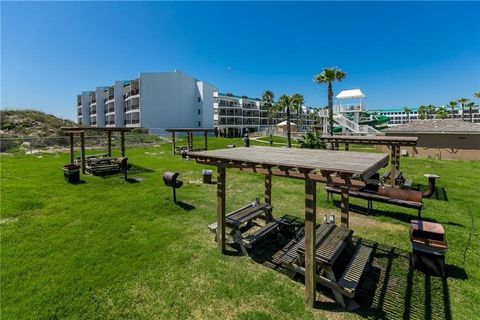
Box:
[1,137,479,319]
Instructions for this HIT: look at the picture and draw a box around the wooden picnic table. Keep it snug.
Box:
[189,146,388,308]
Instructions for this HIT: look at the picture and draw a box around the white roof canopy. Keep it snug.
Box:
[277,120,297,126]
[336,89,365,100]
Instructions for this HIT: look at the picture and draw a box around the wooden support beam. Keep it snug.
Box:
[217,167,226,253]
[304,180,317,307]
[344,143,349,151]
[395,145,400,172]
[80,131,86,174]
[187,132,192,150]
[265,174,272,205]
[390,146,397,187]
[107,131,112,157]
[69,133,74,164]
[120,131,125,157]
[204,130,208,150]
[340,186,349,228]
[172,132,176,155]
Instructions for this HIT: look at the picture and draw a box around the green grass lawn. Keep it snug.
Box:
[1,137,479,319]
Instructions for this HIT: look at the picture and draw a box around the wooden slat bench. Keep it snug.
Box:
[338,243,373,298]
[326,186,423,217]
[208,202,278,256]
[279,223,373,309]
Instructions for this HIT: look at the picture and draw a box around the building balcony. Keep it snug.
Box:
[104,96,114,103]
[124,105,140,112]
[124,88,140,99]
[124,119,140,127]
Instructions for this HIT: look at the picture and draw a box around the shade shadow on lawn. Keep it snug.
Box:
[244,235,458,320]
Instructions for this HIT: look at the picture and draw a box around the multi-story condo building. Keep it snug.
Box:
[213,92,317,137]
[76,70,217,130]
[375,107,480,126]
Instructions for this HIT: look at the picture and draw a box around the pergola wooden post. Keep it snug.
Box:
[390,146,397,187]
[204,130,208,151]
[304,180,317,307]
[171,132,176,155]
[344,143,349,151]
[69,133,74,164]
[107,131,112,157]
[165,128,214,155]
[264,174,272,204]
[80,131,86,174]
[217,166,226,253]
[120,131,126,157]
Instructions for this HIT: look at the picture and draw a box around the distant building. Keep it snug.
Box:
[76,70,217,130]
[213,92,317,137]
[373,107,480,126]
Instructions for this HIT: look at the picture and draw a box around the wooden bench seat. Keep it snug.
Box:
[326,186,423,217]
[208,202,276,256]
[338,244,373,298]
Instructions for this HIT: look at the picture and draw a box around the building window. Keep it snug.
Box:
[198,121,201,127]
[198,97,201,102]
[198,109,201,115]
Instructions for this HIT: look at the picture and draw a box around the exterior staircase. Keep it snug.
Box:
[333,114,380,135]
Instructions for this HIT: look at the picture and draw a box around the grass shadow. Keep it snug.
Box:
[176,201,195,211]
[129,164,155,174]
[67,180,87,185]
[415,183,448,202]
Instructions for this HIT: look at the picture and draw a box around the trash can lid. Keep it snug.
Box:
[202,169,213,174]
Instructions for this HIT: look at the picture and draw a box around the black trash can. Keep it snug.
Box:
[202,170,213,184]
[63,164,80,183]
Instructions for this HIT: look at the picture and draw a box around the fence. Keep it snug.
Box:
[0,134,172,154]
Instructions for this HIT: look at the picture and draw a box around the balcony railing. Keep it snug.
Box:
[104,95,114,103]
[106,120,115,125]
[124,105,140,112]
[124,119,140,125]
[124,88,140,99]
[104,107,115,114]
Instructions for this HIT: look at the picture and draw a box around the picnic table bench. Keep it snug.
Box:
[326,185,423,217]
[208,202,278,256]
[83,156,122,175]
[279,223,373,309]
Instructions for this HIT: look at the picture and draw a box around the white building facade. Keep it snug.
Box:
[76,70,217,130]
[213,92,317,137]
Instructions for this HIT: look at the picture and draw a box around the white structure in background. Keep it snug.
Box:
[316,89,380,135]
[76,70,217,130]
[213,92,317,137]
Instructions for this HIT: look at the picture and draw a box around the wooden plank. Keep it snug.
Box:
[304,180,317,307]
[165,128,215,132]
[341,186,349,228]
[69,132,74,164]
[265,174,272,205]
[80,131,86,174]
[217,167,226,253]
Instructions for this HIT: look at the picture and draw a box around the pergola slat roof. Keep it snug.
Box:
[60,127,133,132]
[189,146,388,175]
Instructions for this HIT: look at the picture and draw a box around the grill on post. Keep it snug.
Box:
[163,172,183,203]
[115,157,129,180]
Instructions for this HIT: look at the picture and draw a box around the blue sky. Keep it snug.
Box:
[2,1,479,120]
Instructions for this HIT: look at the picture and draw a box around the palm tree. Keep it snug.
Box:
[436,106,448,119]
[474,92,480,99]
[403,107,412,122]
[466,101,477,122]
[447,100,458,119]
[457,98,469,121]
[313,67,346,137]
[277,95,295,148]
[427,105,436,119]
[262,90,275,144]
[418,105,427,120]
[291,93,304,132]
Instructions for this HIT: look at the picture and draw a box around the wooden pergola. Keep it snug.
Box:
[188,146,388,307]
[61,127,133,174]
[319,135,418,187]
[165,128,214,155]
